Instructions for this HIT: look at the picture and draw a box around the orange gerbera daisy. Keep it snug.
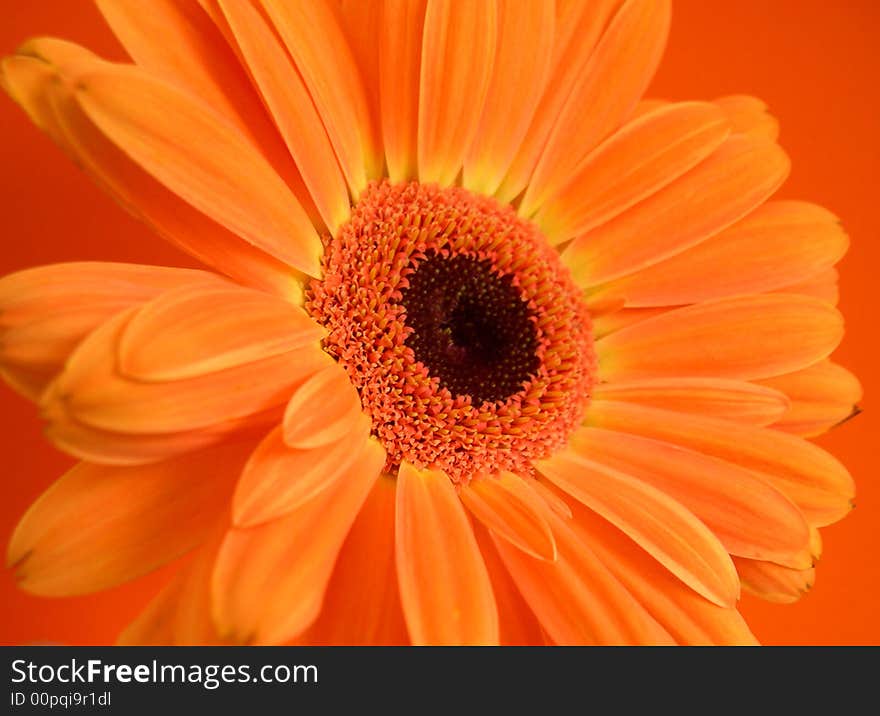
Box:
[0,0,861,645]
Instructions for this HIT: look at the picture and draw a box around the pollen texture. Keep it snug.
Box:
[307,181,596,483]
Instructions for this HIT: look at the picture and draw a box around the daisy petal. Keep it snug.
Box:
[395,462,499,645]
[631,97,670,119]
[472,526,544,645]
[296,475,410,646]
[8,441,250,597]
[735,557,815,604]
[776,267,840,305]
[562,135,790,287]
[494,510,674,645]
[603,201,848,306]
[462,0,554,195]
[282,361,364,449]
[261,0,380,192]
[460,472,557,561]
[572,503,757,645]
[417,0,497,187]
[528,478,573,520]
[495,0,620,203]
[212,437,385,644]
[1,54,71,149]
[10,40,303,298]
[587,401,855,526]
[536,101,730,245]
[715,95,779,140]
[118,283,325,382]
[591,306,668,340]
[96,0,267,136]
[119,535,228,646]
[520,0,671,216]
[536,449,740,608]
[233,416,371,527]
[570,428,811,567]
[336,0,382,130]
[45,308,327,435]
[0,262,219,400]
[45,407,279,467]
[597,294,843,382]
[758,360,863,437]
[215,0,351,233]
[72,63,322,277]
[378,0,426,182]
[96,0,322,222]
[593,377,789,426]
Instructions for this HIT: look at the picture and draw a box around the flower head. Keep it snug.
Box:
[0,0,860,645]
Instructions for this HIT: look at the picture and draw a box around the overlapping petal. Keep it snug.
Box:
[0,262,220,400]
[212,437,385,644]
[8,441,252,596]
[395,462,499,645]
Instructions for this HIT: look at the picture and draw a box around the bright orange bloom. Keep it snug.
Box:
[0,0,861,645]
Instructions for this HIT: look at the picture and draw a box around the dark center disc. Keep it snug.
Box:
[399,251,540,404]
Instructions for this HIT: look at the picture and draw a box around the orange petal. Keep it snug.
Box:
[0,262,220,400]
[6,40,302,297]
[631,97,670,119]
[462,0,554,195]
[119,534,228,645]
[336,0,382,144]
[296,475,410,645]
[45,307,327,435]
[519,0,671,216]
[45,406,280,467]
[758,360,863,437]
[735,557,815,604]
[71,63,322,277]
[586,401,855,526]
[494,510,673,645]
[603,201,849,306]
[282,361,364,449]
[118,283,324,382]
[810,526,824,561]
[596,294,844,382]
[460,472,557,561]
[715,95,779,140]
[261,0,380,193]
[416,0,497,186]
[571,502,757,645]
[212,437,385,644]
[494,0,620,203]
[233,416,372,527]
[562,135,790,287]
[8,440,251,597]
[569,427,811,567]
[395,462,498,645]
[776,267,840,305]
[215,0,351,234]
[536,449,740,608]
[96,0,323,224]
[1,53,73,150]
[591,306,669,340]
[593,377,790,426]
[473,525,545,646]
[378,0,427,182]
[536,102,730,245]
[96,0,269,138]
[528,477,573,520]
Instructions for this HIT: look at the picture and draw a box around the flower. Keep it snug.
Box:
[0,0,861,645]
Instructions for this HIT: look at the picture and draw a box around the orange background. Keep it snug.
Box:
[0,1,877,645]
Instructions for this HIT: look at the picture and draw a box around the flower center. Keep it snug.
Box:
[307,181,596,483]
[399,251,540,404]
